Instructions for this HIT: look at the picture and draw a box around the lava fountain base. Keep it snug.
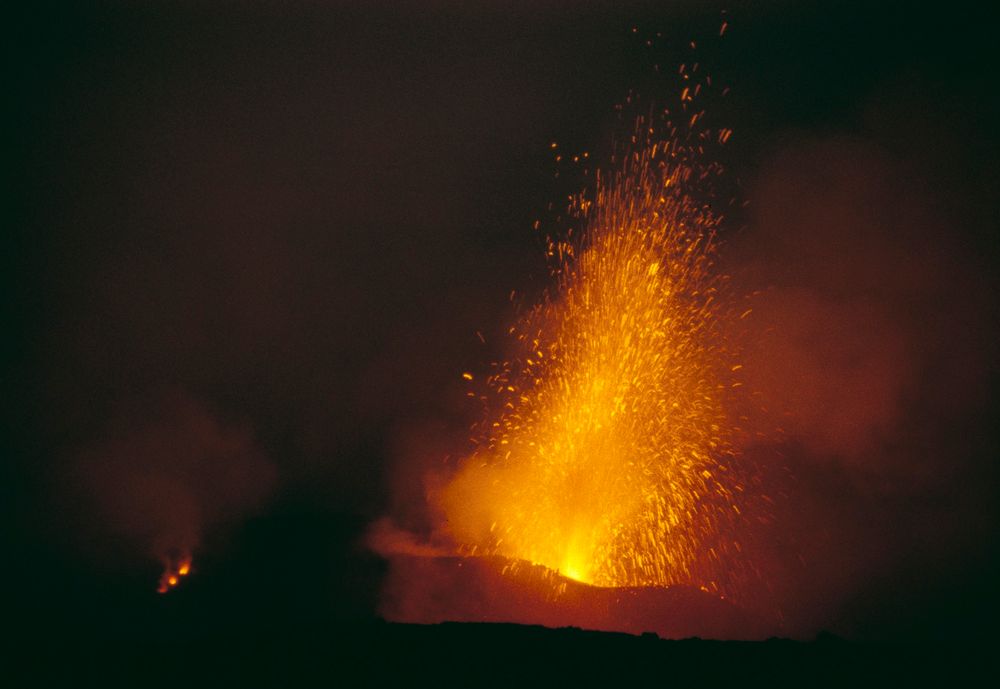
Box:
[379,553,770,640]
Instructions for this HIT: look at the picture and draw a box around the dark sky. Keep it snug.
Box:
[5,1,998,641]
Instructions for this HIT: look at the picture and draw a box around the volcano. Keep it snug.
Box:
[380,553,770,640]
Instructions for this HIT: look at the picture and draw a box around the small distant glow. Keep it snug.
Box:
[157,554,193,594]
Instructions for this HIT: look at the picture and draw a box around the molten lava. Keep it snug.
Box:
[436,115,752,600]
[157,553,193,594]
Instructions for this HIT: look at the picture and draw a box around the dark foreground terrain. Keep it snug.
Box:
[6,508,996,687]
[9,620,988,688]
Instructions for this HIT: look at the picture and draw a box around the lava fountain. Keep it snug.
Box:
[375,72,769,636]
[435,114,753,602]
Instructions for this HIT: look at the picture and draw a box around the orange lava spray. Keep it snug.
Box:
[437,109,753,599]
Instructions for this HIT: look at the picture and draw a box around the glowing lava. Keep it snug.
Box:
[157,553,193,594]
[437,113,752,599]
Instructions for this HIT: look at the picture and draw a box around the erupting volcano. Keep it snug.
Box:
[438,119,753,598]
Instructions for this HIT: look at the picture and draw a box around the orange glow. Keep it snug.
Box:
[157,554,193,594]
[436,110,753,600]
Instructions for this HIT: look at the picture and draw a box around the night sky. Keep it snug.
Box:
[6,0,999,645]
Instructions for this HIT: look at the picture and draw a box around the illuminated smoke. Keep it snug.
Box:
[70,389,276,592]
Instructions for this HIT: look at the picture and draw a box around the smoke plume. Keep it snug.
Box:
[68,389,276,574]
